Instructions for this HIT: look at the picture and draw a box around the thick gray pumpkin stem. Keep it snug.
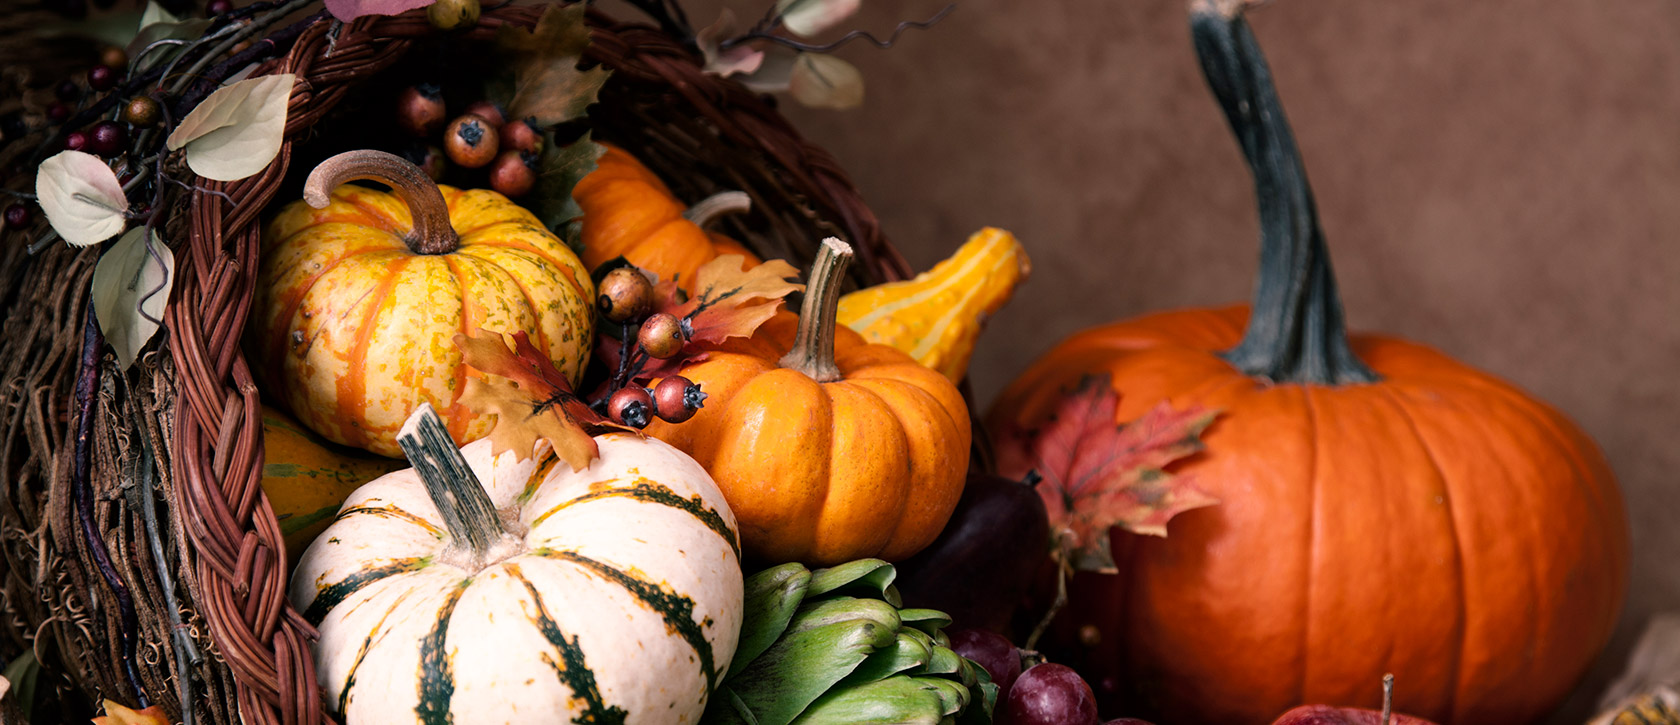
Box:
[397,404,505,556]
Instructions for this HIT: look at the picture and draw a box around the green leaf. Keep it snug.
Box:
[805,559,896,602]
[775,0,860,38]
[790,676,947,725]
[526,131,604,234]
[909,676,971,716]
[166,74,294,182]
[843,630,932,684]
[732,562,811,678]
[92,227,174,369]
[129,2,212,71]
[35,150,128,247]
[718,618,897,725]
[2,651,37,722]
[955,681,998,725]
[489,3,611,128]
[916,646,962,677]
[789,52,864,110]
[784,596,900,637]
[896,608,952,636]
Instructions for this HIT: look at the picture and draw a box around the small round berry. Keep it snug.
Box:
[652,376,706,424]
[443,114,498,168]
[404,143,447,181]
[88,65,119,92]
[4,204,34,230]
[488,150,535,198]
[608,387,654,429]
[122,96,160,127]
[597,267,653,323]
[462,100,504,128]
[397,83,446,137]
[638,312,685,359]
[54,80,79,102]
[499,118,541,153]
[64,131,89,152]
[206,0,232,15]
[99,46,128,71]
[88,121,127,157]
[46,102,71,125]
[426,0,479,31]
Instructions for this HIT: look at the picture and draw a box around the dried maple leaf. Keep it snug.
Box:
[997,374,1219,573]
[454,328,632,471]
[489,3,612,129]
[93,699,170,725]
[656,254,804,345]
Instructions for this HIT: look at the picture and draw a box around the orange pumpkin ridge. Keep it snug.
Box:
[645,239,971,565]
[987,6,1628,725]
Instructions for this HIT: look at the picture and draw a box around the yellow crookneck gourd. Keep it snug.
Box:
[836,227,1030,382]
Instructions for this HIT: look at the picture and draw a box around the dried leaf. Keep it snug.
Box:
[526,131,604,234]
[92,227,174,369]
[455,328,631,471]
[137,0,178,28]
[321,0,434,22]
[698,9,765,78]
[490,4,611,128]
[776,0,861,38]
[996,374,1219,572]
[789,52,864,109]
[660,255,803,346]
[739,45,798,93]
[35,150,128,247]
[128,13,213,70]
[166,73,294,182]
[92,699,170,725]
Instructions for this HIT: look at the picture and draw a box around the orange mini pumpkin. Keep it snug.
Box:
[646,239,971,565]
[988,6,1628,724]
[251,150,593,457]
[573,143,761,290]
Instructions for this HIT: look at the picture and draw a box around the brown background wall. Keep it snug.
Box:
[667,0,1679,719]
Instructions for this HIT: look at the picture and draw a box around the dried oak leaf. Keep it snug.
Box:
[997,373,1219,573]
[93,700,170,725]
[454,328,633,471]
[657,254,804,346]
[489,3,611,129]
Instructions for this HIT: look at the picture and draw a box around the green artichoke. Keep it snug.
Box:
[705,559,998,725]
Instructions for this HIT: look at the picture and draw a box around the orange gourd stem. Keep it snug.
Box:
[1194,0,1378,385]
[304,149,460,255]
[779,237,852,383]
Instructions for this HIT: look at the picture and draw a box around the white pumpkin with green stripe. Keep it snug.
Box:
[289,405,743,724]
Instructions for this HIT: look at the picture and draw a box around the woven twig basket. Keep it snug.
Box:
[0,3,911,722]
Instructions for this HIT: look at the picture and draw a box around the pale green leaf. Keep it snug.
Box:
[775,0,860,38]
[740,46,797,93]
[714,618,896,725]
[804,558,895,602]
[92,227,174,369]
[35,150,128,247]
[166,74,294,181]
[789,53,864,110]
[138,1,180,28]
[128,3,212,71]
[2,651,37,722]
[790,676,946,725]
[733,563,812,678]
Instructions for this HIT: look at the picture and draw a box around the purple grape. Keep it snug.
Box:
[1007,663,1101,725]
[948,628,1022,698]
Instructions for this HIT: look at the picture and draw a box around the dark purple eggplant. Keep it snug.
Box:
[895,472,1052,633]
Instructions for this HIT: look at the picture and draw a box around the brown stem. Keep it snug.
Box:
[682,191,752,228]
[305,150,459,255]
[1381,673,1394,725]
[779,237,852,382]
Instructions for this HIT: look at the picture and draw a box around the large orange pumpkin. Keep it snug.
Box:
[573,143,761,290]
[987,5,1628,725]
[645,239,971,565]
[252,150,594,457]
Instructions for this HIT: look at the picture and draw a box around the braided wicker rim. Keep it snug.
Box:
[167,5,908,723]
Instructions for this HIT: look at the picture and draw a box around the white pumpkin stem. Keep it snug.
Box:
[779,237,851,383]
[397,404,505,556]
[304,150,460,255]
[1381,673,1394,725]
[682,190,752,229]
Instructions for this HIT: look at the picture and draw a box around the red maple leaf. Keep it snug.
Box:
[454,328,634,471]
[996,374,1219,572]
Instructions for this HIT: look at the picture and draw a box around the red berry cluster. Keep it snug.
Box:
[396,86,541,199]
[594,266,706,428]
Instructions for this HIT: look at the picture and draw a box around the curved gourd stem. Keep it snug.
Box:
[304,149,460,255]
[397,405,506,558]
[682,190,753,228]
[780,237,852,383]
[1192,0,1378,385]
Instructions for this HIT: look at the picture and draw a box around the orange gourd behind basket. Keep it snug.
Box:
[574,143,760,290]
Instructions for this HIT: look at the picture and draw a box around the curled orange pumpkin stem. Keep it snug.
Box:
[780,237,852,382]
[304,149,460,255]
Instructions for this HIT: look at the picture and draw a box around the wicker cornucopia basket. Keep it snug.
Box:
[0,3,912,722]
